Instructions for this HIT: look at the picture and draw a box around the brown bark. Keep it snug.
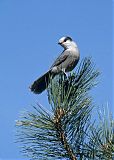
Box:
[54,108,77,160]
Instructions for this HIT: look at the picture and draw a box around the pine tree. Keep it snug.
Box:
[16,57,114,160]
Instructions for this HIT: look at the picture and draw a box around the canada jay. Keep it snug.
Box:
[30,36,80,94]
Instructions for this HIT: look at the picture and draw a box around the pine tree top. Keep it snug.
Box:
[16,57,114,160]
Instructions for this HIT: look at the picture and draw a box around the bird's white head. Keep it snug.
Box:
[58,36,77,49]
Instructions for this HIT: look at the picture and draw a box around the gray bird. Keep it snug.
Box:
[30,36,80,94]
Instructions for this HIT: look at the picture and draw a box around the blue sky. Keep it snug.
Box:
[0,0,113,159]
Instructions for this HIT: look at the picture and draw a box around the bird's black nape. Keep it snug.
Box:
[64,36,72,42]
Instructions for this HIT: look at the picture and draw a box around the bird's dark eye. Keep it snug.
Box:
[64,38,67,42]
[64,37,72,42]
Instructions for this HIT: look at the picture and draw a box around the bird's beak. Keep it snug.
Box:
[58,42,63,45]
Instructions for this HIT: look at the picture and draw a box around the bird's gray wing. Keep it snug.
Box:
[50,50,69,68]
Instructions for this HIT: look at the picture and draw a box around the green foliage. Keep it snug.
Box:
[83,106,114,160]
[16,57,114,160]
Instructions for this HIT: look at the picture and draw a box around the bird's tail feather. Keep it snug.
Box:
[30,70,51,94]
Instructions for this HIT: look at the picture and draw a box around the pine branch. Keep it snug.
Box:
[16,57,114,160]
[82,106,114,159]
[54,107,77,160]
